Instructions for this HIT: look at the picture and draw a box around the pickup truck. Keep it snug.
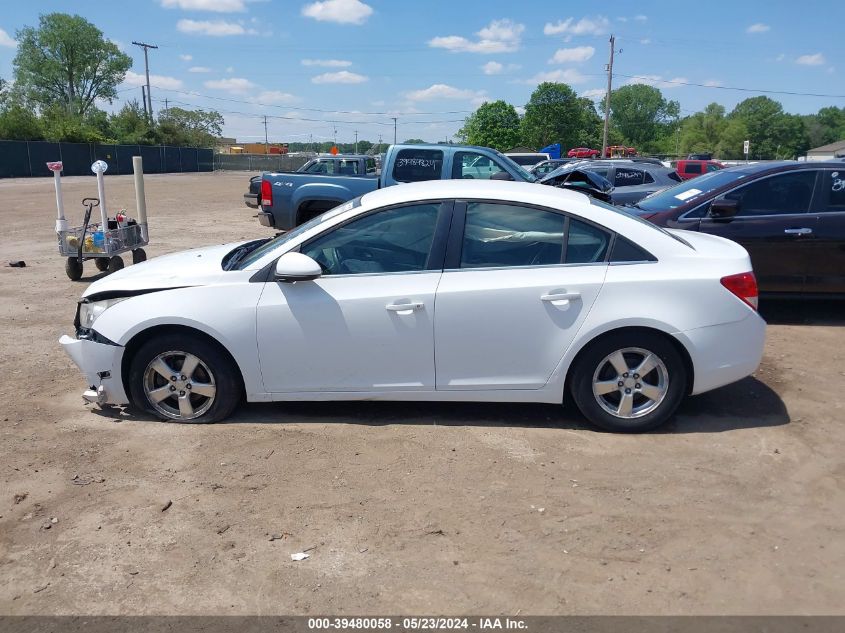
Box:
[244,155,377,209]
[255,144,535,230]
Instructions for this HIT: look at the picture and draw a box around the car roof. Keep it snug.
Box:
[720,160,842,174]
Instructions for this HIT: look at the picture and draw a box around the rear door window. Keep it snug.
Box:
[822,169,845,212]
[685,162,703,174]
[452,151,509,180]
[392,149,444,183]
[614,168,645,187]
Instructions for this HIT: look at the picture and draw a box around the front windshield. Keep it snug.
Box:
[234,197,363,269]
[635,169,751,213]
[494,151,537,183]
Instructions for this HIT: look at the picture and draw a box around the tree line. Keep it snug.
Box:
[457,82,845,160]
[0,13,224,147]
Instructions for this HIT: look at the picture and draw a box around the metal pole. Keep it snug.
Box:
[392,117,397,145]
[141,86,148,118]
[601,34,615,159]
[354,130,358,154]
[263,115,268,151]
[132,156,149,242]
[132,41,158,121]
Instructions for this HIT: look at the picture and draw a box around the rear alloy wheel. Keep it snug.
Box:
[570,332,686,433]
[129,334,241,423]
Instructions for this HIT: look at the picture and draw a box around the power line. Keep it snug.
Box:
[613,74,845,98]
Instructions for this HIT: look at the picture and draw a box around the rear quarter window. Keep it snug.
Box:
[392,149,443,183]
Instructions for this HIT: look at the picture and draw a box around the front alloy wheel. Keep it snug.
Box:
[143,351,217,420]
[129,333,241,423]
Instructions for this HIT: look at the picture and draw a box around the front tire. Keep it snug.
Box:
[128,334,242,423]
[65,257,83,280]
[569,331,687,433]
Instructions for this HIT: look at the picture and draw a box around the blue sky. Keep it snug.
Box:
[0,0,842,145]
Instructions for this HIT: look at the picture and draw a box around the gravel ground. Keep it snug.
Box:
[0,172,843,615]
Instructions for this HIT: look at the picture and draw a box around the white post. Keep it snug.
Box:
[48,162,68,233]
[132,156,149,242]
[91,160,109,230]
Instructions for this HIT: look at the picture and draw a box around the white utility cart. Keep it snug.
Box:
[51,157,150,280]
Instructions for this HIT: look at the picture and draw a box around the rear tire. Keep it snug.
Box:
[569,331,687,433]
[128,333,242,423]
[107,256,124,273]
[95,258,109,272]
[132,248,147,264]
[65,257,83,281]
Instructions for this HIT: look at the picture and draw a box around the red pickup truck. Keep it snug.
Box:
[671,159,725,180]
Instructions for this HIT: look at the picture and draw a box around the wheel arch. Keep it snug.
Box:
[121,324,246,401]
[562,325,695,402]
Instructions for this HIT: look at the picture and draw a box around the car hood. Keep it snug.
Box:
[80,242,244,299]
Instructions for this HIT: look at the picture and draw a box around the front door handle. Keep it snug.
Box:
[784,228,813,236]
[541,292,581,305]
[386,302,424,313]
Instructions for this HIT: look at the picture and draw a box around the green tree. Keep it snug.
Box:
[604,84,680,153]
[157,107,223,146]
[679,102,726,155]
[728,96,808,159]
[456,100,520,151]
[110,100,158,144]
[13,13,131,117]
[520,82,600,150]
[716,118,750,159]
[402,138,425,144]
[803,106,845,148]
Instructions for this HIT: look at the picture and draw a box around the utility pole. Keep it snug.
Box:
[392,117,397,145]
[141,86,148,118]
[601,34,615,160]
[132,41,158,122]
[354,130,358,154]
[164,98,168,117]
[263,115,269,152]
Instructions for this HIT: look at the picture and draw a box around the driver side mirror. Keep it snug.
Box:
[491,171,513,181]
[709,198,739,219]
[274,252,322,282]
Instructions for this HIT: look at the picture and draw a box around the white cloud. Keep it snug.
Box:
[109,38,126,51]
[189,66,212,73]
[125,70,184,90]
[179,54,193,61]
[515,105,525,115]
[301,58,352,67]
[580,88,605,99]
[311,70,368,84]
[0,27,16,48]
[746,23,770,34]
[520,68,588,85]
[626,75,687,89]
[177,19,255,36]
[549,46,595,64]
[544,16,609,36]
[406,83,486,102]
[429,19,524,54]
[827,66,835,74]
[255,90,298,104]
[301,0,373,25]
[634,15,647,22]
[640,38,651,45]
[204,77,256,93]
[481,61,520,75]
[703,79,723,87]
[161,0,245,11]
[796,53,825,66]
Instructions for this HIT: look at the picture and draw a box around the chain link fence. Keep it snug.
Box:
[0,140,214,178]
[213,153,310,172]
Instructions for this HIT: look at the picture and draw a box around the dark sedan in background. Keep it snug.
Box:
[632,161,845,295]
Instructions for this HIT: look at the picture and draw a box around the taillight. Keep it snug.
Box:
[260,179,272,208]
[721,272,758,310]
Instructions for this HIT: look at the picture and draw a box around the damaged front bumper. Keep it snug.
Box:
[59,334,129,406]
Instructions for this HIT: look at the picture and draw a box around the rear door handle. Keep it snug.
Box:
[784,228,813,235]
[386,302,424,313]
[541,292,581,305]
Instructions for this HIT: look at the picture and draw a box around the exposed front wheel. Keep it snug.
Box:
[569,332,687,433]
[128,334,242,423]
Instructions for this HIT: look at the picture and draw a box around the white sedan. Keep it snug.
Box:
[60,180,765,432]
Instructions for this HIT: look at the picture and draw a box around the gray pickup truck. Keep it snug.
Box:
[254,144,535,230]
[244,155,378,209]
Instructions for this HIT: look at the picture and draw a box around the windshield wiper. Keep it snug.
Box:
[224,239,269,271]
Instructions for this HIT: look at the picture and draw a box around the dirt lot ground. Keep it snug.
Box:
[0,172,843,615]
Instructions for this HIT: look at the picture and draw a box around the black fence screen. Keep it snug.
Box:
[0,140,214,178]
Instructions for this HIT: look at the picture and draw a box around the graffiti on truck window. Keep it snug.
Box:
[397,158,439,169]
[832,172,844,193]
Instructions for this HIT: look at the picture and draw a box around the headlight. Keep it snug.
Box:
[78,298,127,329]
